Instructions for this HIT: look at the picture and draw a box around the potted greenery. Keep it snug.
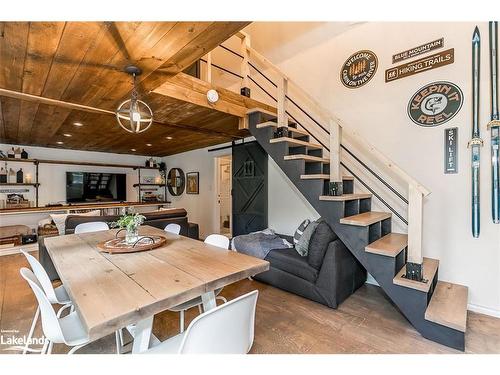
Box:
[113,212,146,245]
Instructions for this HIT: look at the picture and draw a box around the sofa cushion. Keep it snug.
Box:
[308,220,337,269]
[265,248,319,282]
[295,220,319,256]
[293,219,310,245]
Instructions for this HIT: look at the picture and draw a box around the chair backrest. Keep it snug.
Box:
[20,250,59,303]
[20,268,65,343]
[204,234,230,249]
[74,221,109,234]
[164,223,181,235]
[179,290,258,354]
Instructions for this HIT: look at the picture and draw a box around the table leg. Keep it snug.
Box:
[201,290,216,311]
[131,316,153,353]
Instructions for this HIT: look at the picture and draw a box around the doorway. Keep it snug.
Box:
[215,155,232,237]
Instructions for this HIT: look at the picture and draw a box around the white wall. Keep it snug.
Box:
[0,144,160,229]
[241,22,500,316]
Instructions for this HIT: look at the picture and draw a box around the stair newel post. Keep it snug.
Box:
[277,76,288,130]
[328,119,343,196]
[240,32,251,97]
[406,183,424,281]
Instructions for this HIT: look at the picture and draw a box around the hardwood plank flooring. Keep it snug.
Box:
[0,252,499,354]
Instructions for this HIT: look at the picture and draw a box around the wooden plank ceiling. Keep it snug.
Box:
[0,21,252,156]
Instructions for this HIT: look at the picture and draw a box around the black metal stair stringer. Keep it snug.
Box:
[248,111,465,351]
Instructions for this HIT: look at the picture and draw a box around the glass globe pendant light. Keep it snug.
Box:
[116,65,153,133]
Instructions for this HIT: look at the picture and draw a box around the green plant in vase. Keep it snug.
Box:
[114,212,146,245]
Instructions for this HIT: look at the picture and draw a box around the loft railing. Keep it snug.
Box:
[199,32,430,269]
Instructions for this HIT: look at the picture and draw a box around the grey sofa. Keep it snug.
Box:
[253,222,366,308]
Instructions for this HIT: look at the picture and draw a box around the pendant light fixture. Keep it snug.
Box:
[116,65,153,133]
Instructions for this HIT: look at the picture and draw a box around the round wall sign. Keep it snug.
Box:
[340,50,378,89]
[407,81,463,127]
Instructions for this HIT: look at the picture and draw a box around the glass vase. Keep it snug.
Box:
[125,226,139,245]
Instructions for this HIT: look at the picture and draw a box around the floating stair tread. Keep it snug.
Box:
[247,107,277,116]
[256,121,309,136]
[319,193,372,201]
[393,257,439,293]
[270,137,322,149]
[300,174,354,180]
[340,211,392,226]
[284,154,329,163]
[365,233,408,257]
[425,281,468,332]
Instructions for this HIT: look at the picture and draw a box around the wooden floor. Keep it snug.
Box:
[1,252,499,354]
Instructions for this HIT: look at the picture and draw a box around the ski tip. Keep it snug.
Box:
[473,26,480,42]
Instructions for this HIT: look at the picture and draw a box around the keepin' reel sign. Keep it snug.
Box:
[407,81,463,127]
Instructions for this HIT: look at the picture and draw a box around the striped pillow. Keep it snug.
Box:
[293,219,311,245]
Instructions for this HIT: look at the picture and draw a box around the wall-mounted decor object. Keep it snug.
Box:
[16,168,24,183]
[444,128,458,174]
[167,168,185,196]
[392,38,444,64]
[407,81,463,127]
[21,148,28,159]
[186,172,199,194]
[468,27,483,238]
[340,50,378,89]
[0,150,6,158]
[8,168,16,183]
[386,49,454,82]
[487,21,500,224]
[142,176,154,184]
[14,147,21,159]
[115,65,153,134]
[7,147,14,158]
[0,167,6,183]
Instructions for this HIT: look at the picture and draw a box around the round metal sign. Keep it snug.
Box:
[340,50,378,89]
[407,81,463,127]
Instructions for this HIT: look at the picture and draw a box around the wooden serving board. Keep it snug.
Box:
[97,235,167,254]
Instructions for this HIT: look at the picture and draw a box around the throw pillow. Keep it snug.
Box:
[308,219,337,269]
[293,219,310,246]
[50,209,101,235]
[295,220,319,256]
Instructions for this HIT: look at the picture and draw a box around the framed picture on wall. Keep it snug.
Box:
[186,172,199,194]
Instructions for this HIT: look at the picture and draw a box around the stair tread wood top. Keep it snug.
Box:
[300,174,354,180]
[257,121,309,136]
[270,137,322,149]
[319,193,372,201]
[340,211,392,226]
[393,257,439,293]
[365,233,408,257]
[284,154,330,163]
[425,281,468,332]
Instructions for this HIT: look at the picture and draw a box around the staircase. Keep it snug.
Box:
[247,109,468,351]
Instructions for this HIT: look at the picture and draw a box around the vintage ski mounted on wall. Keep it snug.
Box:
[468,27,483,238]
[488,21,500,224]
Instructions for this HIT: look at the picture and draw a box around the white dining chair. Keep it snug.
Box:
[164,223,181,235]
[74,221,109,234]
[20,250,73,354]
[169,234,230,333]
[144,290,258,354]
[20,267,91,354]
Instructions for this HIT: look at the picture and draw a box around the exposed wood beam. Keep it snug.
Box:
[0,88,243,139]
[153,72,276,118]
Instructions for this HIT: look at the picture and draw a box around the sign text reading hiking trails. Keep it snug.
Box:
[340,50,378,89]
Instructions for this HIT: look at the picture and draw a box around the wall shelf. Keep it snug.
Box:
[133,183,166,187]
[0,183,40,187]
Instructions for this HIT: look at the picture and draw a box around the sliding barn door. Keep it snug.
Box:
[232,141,268,236]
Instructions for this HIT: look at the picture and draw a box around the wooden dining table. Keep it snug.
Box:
[44,225,269,353]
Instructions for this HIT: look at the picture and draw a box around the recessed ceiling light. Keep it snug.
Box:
[63,133,72,137]
[131,148,136,152]
[146,143,152,147]
[56,141,64,145]
[166,136,173,140]
[73,122,83,127]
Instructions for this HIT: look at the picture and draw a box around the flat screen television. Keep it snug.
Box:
[66,172,126,203]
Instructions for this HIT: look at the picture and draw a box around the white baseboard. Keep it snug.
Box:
[467,303,500,318]
[365,275,500,319]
